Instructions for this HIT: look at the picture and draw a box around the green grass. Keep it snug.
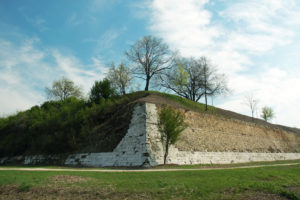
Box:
[1,163,300,199]
[148,90,217,113]
[119,90,216,113]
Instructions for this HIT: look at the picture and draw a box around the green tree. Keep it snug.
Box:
[89,79,116,103]
[261,106,275,122]
[106,63,132,95]
[158,105,187,164]
[45,77,83,101]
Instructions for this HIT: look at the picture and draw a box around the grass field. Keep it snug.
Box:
[1,161,300,199]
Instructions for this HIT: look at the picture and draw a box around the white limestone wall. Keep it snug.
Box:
[63,102,165,167]
[145,103,165,165]
[2,102,300,167]
[166,148,300,164]
[144,103,300,165]
[2,103,150,167]
[13,103,149,167]
[65,103,149,167]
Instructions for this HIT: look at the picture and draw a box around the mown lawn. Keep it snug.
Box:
[153,159,300,169]
[0,162,300,199]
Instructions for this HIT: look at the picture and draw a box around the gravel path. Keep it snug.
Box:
[0,163,299,172]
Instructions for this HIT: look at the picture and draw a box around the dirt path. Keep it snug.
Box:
[0,163,299,172]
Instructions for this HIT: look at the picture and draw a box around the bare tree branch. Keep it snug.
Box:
[125,35,173,91]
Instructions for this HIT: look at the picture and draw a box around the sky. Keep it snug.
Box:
[0,0,300,128]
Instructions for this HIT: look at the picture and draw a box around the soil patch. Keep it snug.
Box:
[0,184,151,200]
[135,93,188,110]
[289,186,300,197]
[0,185,294,200]
[50,175,91,184]
[231,191,290,200]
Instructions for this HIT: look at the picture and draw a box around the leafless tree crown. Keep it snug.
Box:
[125,35,173,91]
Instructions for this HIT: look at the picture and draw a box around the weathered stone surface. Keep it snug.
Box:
[65,103,149,167]
[144,103,300,165]
[175,109,300,153]
[2,103,300,167]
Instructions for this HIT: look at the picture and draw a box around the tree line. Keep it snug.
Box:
[46,35,274,121]
[46,35,229,110]
[0,35,276,159]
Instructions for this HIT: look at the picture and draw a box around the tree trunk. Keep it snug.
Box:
[205,91,208,111]
[122,87,126,95]
[164,139,169,165]
[145,76,150,91]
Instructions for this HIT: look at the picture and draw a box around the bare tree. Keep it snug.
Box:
[160,57,204,101]
[200,57,229,111]
[45,77,83,101]
[106,62,132,95]
[244,93,259,121]
[125,35,173,91]
[161,56,229,110]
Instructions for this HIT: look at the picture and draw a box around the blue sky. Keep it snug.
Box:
[1,0,300,127]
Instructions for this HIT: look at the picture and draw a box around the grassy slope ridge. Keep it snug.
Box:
[0,92,147,157]
[144,91,300,135]
[0,91,299,158]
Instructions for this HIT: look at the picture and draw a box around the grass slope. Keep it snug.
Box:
[0,90,299,160]
[0,92,149,158]
[145,91,300,134]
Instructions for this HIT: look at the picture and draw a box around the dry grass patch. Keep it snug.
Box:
[50,175,91,184]
[229,191,290,200]
[0,184,152,200]
[289,187,300,197]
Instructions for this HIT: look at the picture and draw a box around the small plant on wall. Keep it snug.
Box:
[158,105,187,164]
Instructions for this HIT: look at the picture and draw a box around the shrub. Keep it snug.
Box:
[158,105,187,164]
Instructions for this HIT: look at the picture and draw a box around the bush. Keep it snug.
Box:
[158,105,187,164]
[89,79,116,103]
[0,92,150,157]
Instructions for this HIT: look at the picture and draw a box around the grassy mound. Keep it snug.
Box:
[0,90,299,158]
[0,92,149,157]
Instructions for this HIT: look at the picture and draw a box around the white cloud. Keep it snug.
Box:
[52,51,107,94]
[97,29,119,49]
[147,0,300,127]
[82,28,123,57]
[89,0,122,12]
[67,13,83,27]
[149,0,221,55]
[0,37,107,115]
[220,67,300,127]
[24,15,48,32]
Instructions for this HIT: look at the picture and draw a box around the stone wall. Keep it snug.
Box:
[1,103,151,167]
[166,149,300,165]
[175,110,300,153]
[1,102,300,167]
[144,103,300,165]
[65,103,150,167]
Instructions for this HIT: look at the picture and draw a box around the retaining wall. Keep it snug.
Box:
[1,103,300,167]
